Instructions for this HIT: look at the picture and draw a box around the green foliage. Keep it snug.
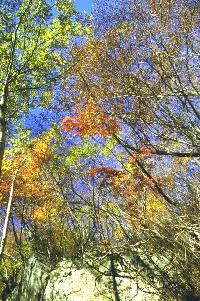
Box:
[66,140,100,167]
[101,138,117,157]
[0,0,82,119]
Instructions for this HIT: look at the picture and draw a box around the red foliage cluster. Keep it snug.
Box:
[139,147,153,156]
[130,148,153,165]
[62,104,120,137]
[87,167,121,178]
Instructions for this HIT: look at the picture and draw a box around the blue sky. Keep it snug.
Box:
[74,0,93,12]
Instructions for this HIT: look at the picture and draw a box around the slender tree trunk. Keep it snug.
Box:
[110,255,120,301]
[0,171,17,261]
[185,295,200,301]
[0,84,8,176]
[177,294,200,300]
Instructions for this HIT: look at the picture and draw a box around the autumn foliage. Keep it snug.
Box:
[62,103,120,137]
[0,0,199,299]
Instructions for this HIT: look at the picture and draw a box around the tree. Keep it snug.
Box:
[60,0,200,299]
[0,0,81,174]
[0,0,199,300]
[62,0,199,208]
[0,1,85,294]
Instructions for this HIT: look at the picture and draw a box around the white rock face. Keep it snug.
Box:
[10,257,159,301]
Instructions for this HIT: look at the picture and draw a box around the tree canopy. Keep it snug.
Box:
[0,1,199,300]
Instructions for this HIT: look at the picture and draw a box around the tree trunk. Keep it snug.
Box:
[178,295,200,301]
[185,296,200,301]
[0,84,8,176]
[0,172,17,260]
[110,255,120,301]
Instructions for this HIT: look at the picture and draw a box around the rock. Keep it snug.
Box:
[9,257,159,301]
